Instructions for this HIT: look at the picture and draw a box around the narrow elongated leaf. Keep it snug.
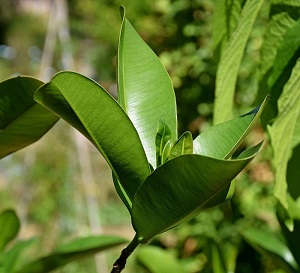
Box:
[256,12,295,123]
[35,72,150,206]
[206,239,228,273]
[242,228,298,273]
[118,7,177,168]
[259,13,295,81]
[137,246,188,273]
[287,141,300,200]
[278,206,300,268]
[132,145,261,242]
[266,19,300,122]
[155,120,172,166]
[194,96,269,159]
[268,59,300,208]
[270,0,300,17]
[0,210,20,253]
[14,236,128,273]
[0,239,35,273]
[213,0,264,124]
[212,0,242,60]
[169,131,193,159]
[0,77,59,159]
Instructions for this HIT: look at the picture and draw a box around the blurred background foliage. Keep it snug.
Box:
[0,0,294,272]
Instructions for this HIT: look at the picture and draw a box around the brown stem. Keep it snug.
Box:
[110,234,140,273]
[110,247,132,273]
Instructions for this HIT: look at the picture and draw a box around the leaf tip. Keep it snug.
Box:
[119,5,125,19]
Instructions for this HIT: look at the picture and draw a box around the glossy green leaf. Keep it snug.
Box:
[14,235,128,273]
[213,0,264,124]
[0,77,59,159]
[34,71,150,207]
[0,239,35,273]
[169,131,193,160]
[118,7,177,168]
[132,143,262,242]
[198,142,263,210]
[155,120,172,166]
[242,228,298,273]
[0,210,20,253]
[194,96,269,159]
[136,245,188,273]
[268,59,300,208]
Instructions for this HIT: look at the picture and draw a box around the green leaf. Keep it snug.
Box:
[206,239,228,273]
[268,59,300,208]
[155,120,173,166]
[262,20,300,126]
[169,131,193,160]
[0,239,35,273]
[194,96,269,159]
[118,7,177,168]
[0,210,20,253]
[278,207,300,268]
[287,141,300,200]
[259,13,295,80]
[34,71,150,208]
[212,0,242,60]
[213,0,264,124]
[0,76,59,159]
[14,235,128,273]
[242,228,298,273]
[256,12,296,123]
[136,245,188,273]
[270,0,300,17]
[132,143,262,242]
[268,18,300,99]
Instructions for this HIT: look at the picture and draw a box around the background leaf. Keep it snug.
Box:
[268,59,300,208]
[194,96,269,159]
[132,144,261,242]
[136,245,188,273]
[0,77,59,159]
[212,0,242,60]
[14,235,128,273]
[118,7,177,168]
[35,71,150,207]
[256,11,295,115]
[0,210,20,253]
[205,239,228,273]
[242,228,298,273]
[278,207,300,268]
[0,239,35,273]
[213,0,264,124]
[265,19,300,123]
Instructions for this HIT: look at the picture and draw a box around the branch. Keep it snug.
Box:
[111,247,132,273]
[110,234,140,273]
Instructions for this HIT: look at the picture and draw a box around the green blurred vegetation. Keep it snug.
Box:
[0,0,298,273]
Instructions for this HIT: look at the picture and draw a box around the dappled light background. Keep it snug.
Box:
[0,1,278,273]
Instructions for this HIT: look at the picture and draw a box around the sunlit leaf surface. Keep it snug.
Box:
[118,7,177,168]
